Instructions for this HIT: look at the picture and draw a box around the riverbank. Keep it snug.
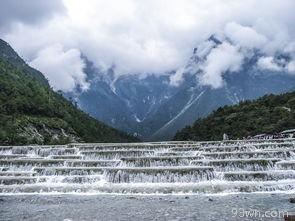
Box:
[0,193,294,221]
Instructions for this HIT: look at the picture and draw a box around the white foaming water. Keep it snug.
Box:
[0,139,294,194]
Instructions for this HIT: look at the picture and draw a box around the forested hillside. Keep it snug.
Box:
[0,39,49,86]
[174,91,295,141]
[0,54,139,145]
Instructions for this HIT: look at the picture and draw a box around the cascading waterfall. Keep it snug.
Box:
[0,139,294,194]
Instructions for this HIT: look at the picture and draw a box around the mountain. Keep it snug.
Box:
[0,39,139,145]
[173,91,295,141]
[144,68,295,141]
[62,58,176,136]
[65,36,295,141]
[0,39,49,86]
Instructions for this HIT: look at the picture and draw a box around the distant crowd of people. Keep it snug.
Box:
[222,130,294,141]
[244,133,292,140]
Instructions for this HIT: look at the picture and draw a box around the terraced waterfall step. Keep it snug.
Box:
[105,166,215,183]
[0,175,104,185]
[33,167,105,175]
[0,139,294,194]
[222,170,295,181]
[191,158,281,171]
[202,150,294,159]
[120,156,203,167]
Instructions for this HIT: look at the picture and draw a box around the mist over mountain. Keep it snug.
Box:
[0,39,138,145]
[63,35,295,140]
[1,0,295,140]
[174,91,295,141]
[2,2,295,219]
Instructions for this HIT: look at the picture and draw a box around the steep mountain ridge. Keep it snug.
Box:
[57,37,295,141]
[173,91,295,141]
[63,58,176,135]
[0,39,49,86]
[0,39,138,145]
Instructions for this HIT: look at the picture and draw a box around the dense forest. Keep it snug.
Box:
[0,39,49,86]
[0,41,139,145]
[174,91,295,141]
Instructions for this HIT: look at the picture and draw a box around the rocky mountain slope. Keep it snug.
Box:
[65,36,295,141]
[0,39,139,145]
[174,91,295,141]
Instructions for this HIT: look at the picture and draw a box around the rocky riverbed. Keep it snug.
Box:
[0,193,294,221]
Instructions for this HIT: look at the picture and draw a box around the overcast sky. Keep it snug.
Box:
[0,0,295,91]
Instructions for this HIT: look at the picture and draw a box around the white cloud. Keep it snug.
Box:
[256,56,295,74]
[257,56,283,72]
[195,40,216,58]
[0,0,65,31]
[170,67,185,86]
[1,0,295,90]
[225,22,268,49]
[30,45,89,92]
[286,60,295,74]
[198,42,244,89]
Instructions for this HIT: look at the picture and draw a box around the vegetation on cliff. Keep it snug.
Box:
[0,58,139,145]
[174,91,295,141]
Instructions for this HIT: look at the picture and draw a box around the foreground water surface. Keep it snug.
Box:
[0,193,294,221]
[1,140,295,220]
